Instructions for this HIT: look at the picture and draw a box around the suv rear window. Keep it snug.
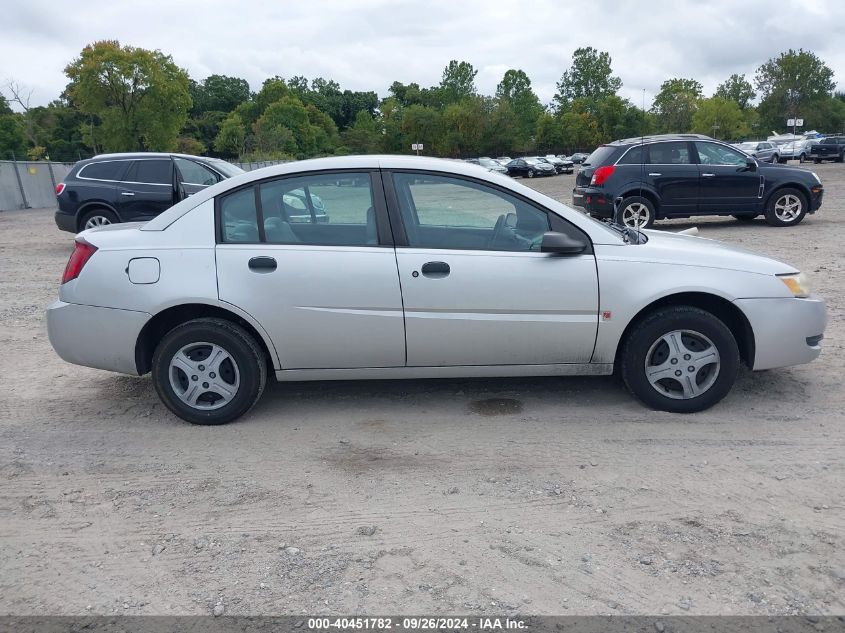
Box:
[77,160,131,181]
[582,146,618,166]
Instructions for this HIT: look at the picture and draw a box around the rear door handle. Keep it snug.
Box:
[248,256,277,272]
[648,172,662,176]
[420,261,450,278]
[702,173,716,177]
[120,191,135,196]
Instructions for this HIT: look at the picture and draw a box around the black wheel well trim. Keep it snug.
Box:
[613,292,755,369]
[135,303,279,376]
[618,187,660,215]
[77,201,121,228]
[763,182,811,208]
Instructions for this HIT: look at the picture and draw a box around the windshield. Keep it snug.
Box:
[524,158,540,165]
[206,158,244,178]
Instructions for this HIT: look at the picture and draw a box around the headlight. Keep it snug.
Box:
[778,272,811,298]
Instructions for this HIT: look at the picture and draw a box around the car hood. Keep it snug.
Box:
[625,229,797,275]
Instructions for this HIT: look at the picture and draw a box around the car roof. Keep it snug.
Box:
[84,152,216,163]
[606,133,713,147]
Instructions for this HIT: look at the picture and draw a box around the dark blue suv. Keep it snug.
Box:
[571,134,824,228]
[54,153,243,232]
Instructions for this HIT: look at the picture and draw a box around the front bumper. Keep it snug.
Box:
[47,300,151,375]
[572,187,615,217]
[735,296,826,370]
[809,186,824,211]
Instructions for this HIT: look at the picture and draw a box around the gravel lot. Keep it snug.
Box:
[1,162,843,616]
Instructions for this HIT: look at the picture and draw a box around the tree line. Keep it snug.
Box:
[1,40,844,163]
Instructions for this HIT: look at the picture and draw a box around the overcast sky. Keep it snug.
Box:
[2,0,844,111]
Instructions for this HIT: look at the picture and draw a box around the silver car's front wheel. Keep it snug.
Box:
[620,306,739,413]
[152,318,266,425]
[644,330,720,400]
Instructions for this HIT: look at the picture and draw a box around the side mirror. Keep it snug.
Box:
[540,231,588,255]
[745,157,757,171]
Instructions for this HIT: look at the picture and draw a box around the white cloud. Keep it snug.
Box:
[1,0,843,110]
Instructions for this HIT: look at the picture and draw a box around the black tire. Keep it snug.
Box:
[732,214,758,222]
[78,208,118,231]
[620,306,740,413]
[152,318,267,425]
[527,169,535,178]
[764,187,807,227]
[799,153,806,163]
[771,154,779,164]
[617,196,656,229]
[837,154,844,163]
[813,158,820,164]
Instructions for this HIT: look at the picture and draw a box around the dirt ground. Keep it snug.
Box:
[0,162,843,617]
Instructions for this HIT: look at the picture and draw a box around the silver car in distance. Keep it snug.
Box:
[47,156,826,425]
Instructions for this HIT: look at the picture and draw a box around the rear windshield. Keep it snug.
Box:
[582,146,618,167]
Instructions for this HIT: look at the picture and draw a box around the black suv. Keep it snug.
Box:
[54,153,243,232]
[572,134,824,228]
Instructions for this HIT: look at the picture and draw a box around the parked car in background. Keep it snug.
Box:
[542,155,574,174]
[54,153,243,232]
[496,156,513,165]
[810,136,845,163]
[778,139,818,163]
[572,134,823,228]
[505,157,556,178]
[479,157,509,174]
[568,153,590,164]
[47,155,826,425]
[734,141,780,163]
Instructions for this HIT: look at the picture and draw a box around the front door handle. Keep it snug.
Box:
[648,172,662,177]
[248,256,277,272]
[120,191,135,196]
[420,261,450,278]
[702,173,716,177]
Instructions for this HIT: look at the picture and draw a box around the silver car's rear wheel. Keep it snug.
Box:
[169,342,241,410]
[152,318,266,425]
[644,330,720,400]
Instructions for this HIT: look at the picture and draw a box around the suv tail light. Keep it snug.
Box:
[55,182,66,195]
[590,165,615,186]
[62,239,98,284]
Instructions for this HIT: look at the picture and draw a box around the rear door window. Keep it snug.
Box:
[647,142,692,165]
[617,145,645,165]
[125,159,173,185]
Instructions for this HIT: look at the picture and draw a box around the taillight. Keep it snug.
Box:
[62,239,97,284]
[590,165,615,186]
[55,182,66,195]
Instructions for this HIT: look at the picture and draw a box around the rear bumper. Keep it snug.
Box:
[54,209,77,233]
[572,187,615,217]
[47,300,150,375]
[735,296,826,370]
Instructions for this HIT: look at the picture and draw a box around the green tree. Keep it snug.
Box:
[495,69,543,149]
[343,110,382,153]
[401,104,441,152]
[213,113,247,157]
[691,97,750,140]
[755,49,836,131]
[64,40,191,151]
[439,60,478,105]
[0,95,27,158]
[306,104,340,154]
[190,74,250,116]
[253,96,316,158]
[438,97,485,156]
[554,47,622,112]
[714,74,755,109]
[651,78,703,133]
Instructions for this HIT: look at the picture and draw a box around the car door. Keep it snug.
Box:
[117,158,176,221]
[387,171,598,367]
[694,141,762,213]
[215,170,406,369]
[174,157,222,199]
[643,141,699,214]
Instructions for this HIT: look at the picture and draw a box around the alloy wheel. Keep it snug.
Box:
[621,202,651,228]
[644,329,720,400]
[773,194,803,223]
[84,215,112,229]
[169,342,241,410]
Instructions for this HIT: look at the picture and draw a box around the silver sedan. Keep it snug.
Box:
[47,155,826,425]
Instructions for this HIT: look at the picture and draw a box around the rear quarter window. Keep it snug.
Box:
[77,160,131,181]
[582,146,619,166]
